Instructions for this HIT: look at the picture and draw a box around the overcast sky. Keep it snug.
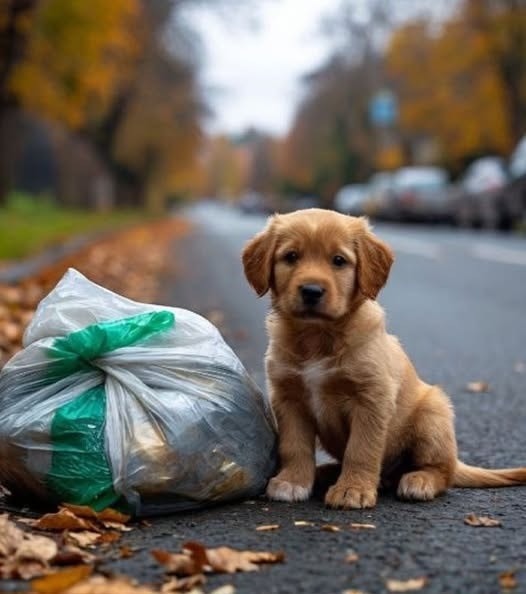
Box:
[184,0,339,137]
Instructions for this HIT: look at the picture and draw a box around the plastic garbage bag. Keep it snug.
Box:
[0,269,277,516]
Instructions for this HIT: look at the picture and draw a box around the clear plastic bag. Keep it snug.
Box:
[0,269,277,515]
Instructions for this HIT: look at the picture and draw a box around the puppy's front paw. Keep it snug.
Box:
[325,482,377,509]
[266,475,312,502]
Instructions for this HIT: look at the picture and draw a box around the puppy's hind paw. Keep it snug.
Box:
[266,476,312,502]
[397,471,440,501]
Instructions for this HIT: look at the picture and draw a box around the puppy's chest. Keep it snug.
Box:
[295,358,357,428]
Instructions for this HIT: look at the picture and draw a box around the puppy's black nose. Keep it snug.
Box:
[300,284,325,306]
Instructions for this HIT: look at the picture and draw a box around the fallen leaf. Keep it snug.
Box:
[0,514,25,556]
[350,523,376,530]
[15,535,58,564]
[61,504,130,525]
[97,531,122,545]
[205,545,285,574]
[52,545,96,566]
[293,520,315,527]
[464,514,501,527]
[153,542,285,576]
[465,381,490,393]
[320,524,341,532]
[209,586,236,594]
[255,524,280,532]
[64,576,159,594]
[101,521,133,532]
[500,571,518,590]
[161,575,206,592]
[31,565,93,594]
[345,551,359,564]
[65,532,101,549]
[32,509,98,532]
[119,546,135,559]
[386,577,428,592]
[152,549,203,576]
[342,590,369,594]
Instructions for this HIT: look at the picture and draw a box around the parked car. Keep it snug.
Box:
[362,172,394,218]
[385,166,450,222]
[448,156,509,229]
[238,191,273,215]
[333,184,368,216]
[500,135,526,228]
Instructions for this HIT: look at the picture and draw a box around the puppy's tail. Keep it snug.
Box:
[453,460,526,488]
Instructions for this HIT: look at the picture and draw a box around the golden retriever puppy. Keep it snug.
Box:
[242,209,526,509]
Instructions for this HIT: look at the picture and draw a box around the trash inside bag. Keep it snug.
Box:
[0,269,277,516]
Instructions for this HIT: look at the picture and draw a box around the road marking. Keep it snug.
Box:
[385,237,441,260]
[471,244,526,267]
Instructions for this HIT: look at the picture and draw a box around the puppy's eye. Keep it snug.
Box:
[332,255,347,267]
[283,251,299,264]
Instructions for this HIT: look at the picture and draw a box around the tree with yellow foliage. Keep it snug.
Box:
[386,0,526,171]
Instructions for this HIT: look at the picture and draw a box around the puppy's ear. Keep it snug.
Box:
[355,228,394,300]
[242,219,276,296]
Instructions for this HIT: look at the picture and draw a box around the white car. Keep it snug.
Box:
[334,184,368,215]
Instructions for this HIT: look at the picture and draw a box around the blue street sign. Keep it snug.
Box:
[369,90,398,127]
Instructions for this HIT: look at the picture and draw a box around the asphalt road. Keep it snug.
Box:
[2,203,525,594]
[140,202,526,594]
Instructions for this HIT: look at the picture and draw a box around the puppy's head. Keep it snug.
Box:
[242,209,393,321]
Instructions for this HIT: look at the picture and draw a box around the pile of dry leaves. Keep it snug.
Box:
[0,218,190,367]
[0,504,284,594]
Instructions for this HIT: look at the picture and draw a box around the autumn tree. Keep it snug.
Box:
[386,5,514,171]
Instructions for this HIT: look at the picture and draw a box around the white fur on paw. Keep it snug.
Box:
[397,472,437,501]
[266,477,311,502]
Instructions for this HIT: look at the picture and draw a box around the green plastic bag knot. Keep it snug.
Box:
[47,310,175,379]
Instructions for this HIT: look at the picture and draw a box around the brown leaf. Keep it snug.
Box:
[465,381,490,393]
[161,574,206,592]
[209,586,236,594]
[15,534,58,564]
[293,520,315,527]
[204,546,285,574]
[152,549,202,576]
[65,532,101,549]
[350,523,376,530]
[119,546,135,559]
[464,514,501,527]
[320,524,341,532]
[31,565,93,594]
[255,524,280,532]
[0,514,25,556]
[52,545,96,566]
[101,521,132,532]
[32,509,99,532]
[499,571,518,590]
[386,577,428,592]
[153,543,285,577]
[63,576,159,594]
[0,530,59,579]
[97,531,122,545]
[61,504,130,525]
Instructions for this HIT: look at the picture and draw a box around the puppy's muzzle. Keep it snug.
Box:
[300,284,325,307]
